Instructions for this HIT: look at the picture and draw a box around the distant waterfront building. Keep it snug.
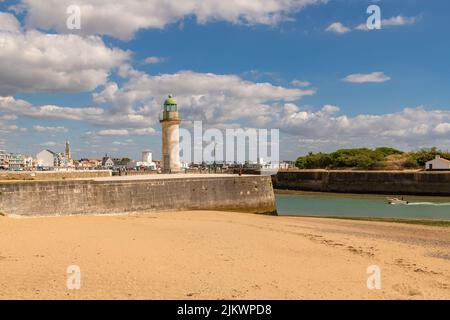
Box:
[36,149,57,168]
[153,160,162,170]
[55,152,69,167]
[101,155,115,168]
[0,150,30,170]
[126,150,156,170]
[425,155,450,171]
[142,150,153,163]
[159,95,181,173]
[0,150,8,169]
[36,141,74,169]
[244,159,293,170]
[181,162,190,170]
[9,154,24,170]
[23,156,34,168]
[77,158,102,169]
[36,149,69,168]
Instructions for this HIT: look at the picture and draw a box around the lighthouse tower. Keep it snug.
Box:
[160,95,181,174]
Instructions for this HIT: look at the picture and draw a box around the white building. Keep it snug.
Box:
[36,150,56,168]
[36,149,71,169]
[0,150,9,168]
[0,150,25,170]
[426,155,450,171]
[142,150,153,163]
[181,162,190,169]
[23,156,34,168]
[124,150,157,170]
[101,156,115,168]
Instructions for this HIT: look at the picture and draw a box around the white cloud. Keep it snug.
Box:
[0,96,150,127]
[343,72,391,83]
[434,123,450,135]
[94,128,156,136]
[355,24,367,31]
[97,129,130,136]
[321,104,340,114]
[93,68,315,125]
[0,12,21,32]
[326,22,350,34]
[0,111,21,133]
[0,65,315,141]
[356,15,418,31]
[0,123,20,133]
[0,63,314,134]
[41,141,57,147]
[0,114,17,121]
[113,140,134,146]
[133,128,157,135]
[0,13,129,95]
[277,105,450,152]
[0,96,102,120]
[20,0,326,40]
[33,125,68,133]
[291,79,311,87]
[382,15,418,27]
[144,56,167,64]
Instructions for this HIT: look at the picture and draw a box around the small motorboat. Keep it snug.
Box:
[387,197,409,205]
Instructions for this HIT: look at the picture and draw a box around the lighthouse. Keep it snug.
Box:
[160,95,181,173]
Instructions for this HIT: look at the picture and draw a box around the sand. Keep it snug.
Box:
[0,211,449,300]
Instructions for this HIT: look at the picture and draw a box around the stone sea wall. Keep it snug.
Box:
[272,170,450,196]
[0,170,112,181]
[0,175,277,216]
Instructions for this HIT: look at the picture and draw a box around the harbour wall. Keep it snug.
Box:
[0,175,277,217]
[0,170,112,181]
[272,170,450,196]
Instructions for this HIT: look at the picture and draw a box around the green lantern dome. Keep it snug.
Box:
[164,94,177,106]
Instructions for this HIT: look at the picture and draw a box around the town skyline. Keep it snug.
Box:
[1,1,450,160]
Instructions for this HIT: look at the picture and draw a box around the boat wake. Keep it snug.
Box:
[407,202,450,206]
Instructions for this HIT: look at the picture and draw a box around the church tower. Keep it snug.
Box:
[65,141,71,160]
[160,95,181,173]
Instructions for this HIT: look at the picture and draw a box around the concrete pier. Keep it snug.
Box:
[0,174,277,217]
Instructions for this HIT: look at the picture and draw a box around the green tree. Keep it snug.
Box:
[401,158,419,169]
[374,147,403,156]
[296,148,392,170]
[408,148,440,166]
[120,157,131,166]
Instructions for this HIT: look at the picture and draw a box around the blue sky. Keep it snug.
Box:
[0,0,449,160]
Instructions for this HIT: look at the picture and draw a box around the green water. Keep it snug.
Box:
[276,192,450,220]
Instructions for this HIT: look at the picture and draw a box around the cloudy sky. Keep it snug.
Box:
[0,0,449,160]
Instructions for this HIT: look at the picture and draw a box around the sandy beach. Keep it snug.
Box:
[0,211,449,300]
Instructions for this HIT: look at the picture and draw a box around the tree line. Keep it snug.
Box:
[295,147,450,170]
